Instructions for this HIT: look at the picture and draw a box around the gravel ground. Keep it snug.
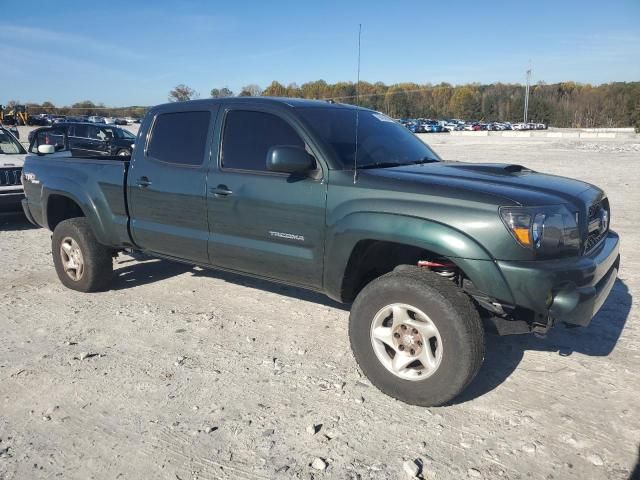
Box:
[1,134,639,480]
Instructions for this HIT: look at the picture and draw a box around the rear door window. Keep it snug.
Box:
[147,111,211,166]
[221,110,304,171]
[73,124,89,138]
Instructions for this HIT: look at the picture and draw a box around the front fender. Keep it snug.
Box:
[323,212,514,304]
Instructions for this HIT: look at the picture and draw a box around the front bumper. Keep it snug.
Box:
[497,231,620,327]
[0,191,25,215]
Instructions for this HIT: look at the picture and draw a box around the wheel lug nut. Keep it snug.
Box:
[412,328,418,335]
[398,345,405,351]
[410,349,415,355]
[393,332,400,338]
[401,325,407,331]
[417,341,423,346]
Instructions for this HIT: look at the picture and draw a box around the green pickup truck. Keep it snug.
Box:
[21,98,620,406]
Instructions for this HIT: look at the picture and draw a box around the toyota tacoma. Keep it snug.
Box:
[21,98,620,406]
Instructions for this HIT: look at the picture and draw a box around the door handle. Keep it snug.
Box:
[211,185,233,197]
[137,176,152,187]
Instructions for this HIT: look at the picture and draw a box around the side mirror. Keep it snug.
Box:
[266,145,316,174]
[38,145,55,155]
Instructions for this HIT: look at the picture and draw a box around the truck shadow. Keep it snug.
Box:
[0,215,36,231]
[454,278,632,404]
[112,257,348,310]
[630,446,640,480]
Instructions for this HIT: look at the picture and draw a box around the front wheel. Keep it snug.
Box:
[116,148,131,156]
[349,267,484,406]
[52,218,113,292]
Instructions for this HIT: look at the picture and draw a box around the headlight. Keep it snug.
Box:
[500,205,580,256]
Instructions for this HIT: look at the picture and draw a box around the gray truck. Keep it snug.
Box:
[21,98,620,406]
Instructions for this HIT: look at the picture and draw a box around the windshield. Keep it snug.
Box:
[296,107,440,169]
[0,128,26,155]
[97,127,134,140]
[115,128,136,140]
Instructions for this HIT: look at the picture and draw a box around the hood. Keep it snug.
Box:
[0,153,26,168]
[364,161,597,207]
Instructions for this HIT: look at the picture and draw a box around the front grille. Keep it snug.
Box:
[0,168,22,187]
[584,198,609,253]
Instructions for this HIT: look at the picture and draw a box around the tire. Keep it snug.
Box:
[349,266,484,406]
[116,149,131,156]
[51,218,113,292]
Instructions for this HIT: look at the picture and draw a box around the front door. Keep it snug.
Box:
[207,108,327,288]
[127,108,216,264]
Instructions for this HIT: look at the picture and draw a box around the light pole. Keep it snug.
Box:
[524,68,531,124]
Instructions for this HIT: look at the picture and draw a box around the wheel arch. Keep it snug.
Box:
[43,183,111,245]
[323,212,514,304]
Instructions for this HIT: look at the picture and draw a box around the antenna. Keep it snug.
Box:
[353,23,362,184]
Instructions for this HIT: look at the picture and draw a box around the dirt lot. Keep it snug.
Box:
[1,134,639,480]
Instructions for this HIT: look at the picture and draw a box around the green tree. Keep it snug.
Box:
[72,100,98,115]
[450,87,480,119]
[262,81,287,97]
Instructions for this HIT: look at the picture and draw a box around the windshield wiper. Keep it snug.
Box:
[359,161,408,170]
[410,157,438,165]
[359,158,438,170]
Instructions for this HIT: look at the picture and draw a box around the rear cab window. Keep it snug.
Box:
[147,111,211,166]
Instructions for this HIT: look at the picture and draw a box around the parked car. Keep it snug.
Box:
[21,97,619,407]
[0,126,27,215]
[28,122,136,157]
[114,118,128,126]
[87,116,106,124]
[423,120,443,133]
[27,114,50,126]
[414,123,428,133]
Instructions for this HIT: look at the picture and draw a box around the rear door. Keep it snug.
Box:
[85,125,111,156]
[127,106,217,264]
[67,124,90,156]
[206,106,327,288]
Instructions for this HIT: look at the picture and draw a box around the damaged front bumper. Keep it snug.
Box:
[496,231,620,331]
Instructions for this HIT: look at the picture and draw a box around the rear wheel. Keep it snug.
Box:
[349,266,484,406]
[52,218,113,292]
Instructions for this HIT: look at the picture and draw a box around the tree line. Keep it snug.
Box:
[173,80,640,128]
[1,100,147,120]
[7,80,639,128]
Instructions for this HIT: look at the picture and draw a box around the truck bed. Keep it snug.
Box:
[22,155,133,248]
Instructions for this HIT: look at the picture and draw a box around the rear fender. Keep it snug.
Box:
[42,180,113,246]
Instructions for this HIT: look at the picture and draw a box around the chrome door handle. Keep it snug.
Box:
[211,185,233,197]
[137,176,152,187]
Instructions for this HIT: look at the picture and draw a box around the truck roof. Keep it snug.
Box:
[159,97,367,110]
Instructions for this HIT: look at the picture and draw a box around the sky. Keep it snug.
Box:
[1,0,638,107]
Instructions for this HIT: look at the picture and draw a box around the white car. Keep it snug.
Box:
[0,127,27,215]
